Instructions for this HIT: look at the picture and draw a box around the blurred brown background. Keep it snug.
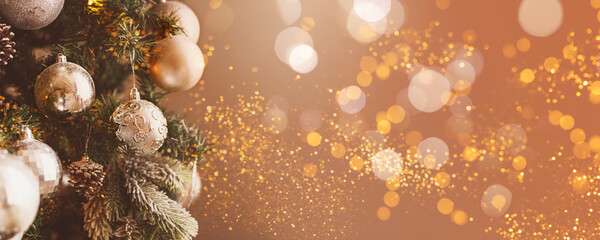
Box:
[163,0,599,239]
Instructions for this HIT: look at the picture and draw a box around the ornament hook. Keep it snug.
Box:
[20,125,33,140]
[56,53,67,63]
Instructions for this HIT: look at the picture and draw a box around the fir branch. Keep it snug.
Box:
[126,179,198,240]
[22,216,43,240]
[102,166,128,222]
[120,154,191,196]
[162,115,210,164]
[88,94,121,165]
[121,154,198,240]
[83,196,112,240]
[114,217,143,240]
[0,97,40,148]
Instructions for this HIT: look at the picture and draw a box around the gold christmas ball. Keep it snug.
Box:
[111,88,168,155]
[34,55,95,122]
[151,1,200,42]
[0,0,64,30]
[150,35,205,92]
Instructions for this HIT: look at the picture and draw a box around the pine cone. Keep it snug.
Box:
[113,217,143,240]
[0,24,16,66]
[68,155,106,199]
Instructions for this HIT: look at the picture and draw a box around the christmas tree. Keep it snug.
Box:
[0,0,208,239]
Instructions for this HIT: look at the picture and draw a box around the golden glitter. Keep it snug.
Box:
[383,191,400,207]
[377,206,391,221]
[559,115,575,130]
[516,37,531,52]
[437,198,454,215]
[512,155,527,171]
[360,56,378,73]
[306,132,322,147]
[331,142,346,159]
[520,68,535,84]
[569,128,586,144]
[450,209,468,226]
[434,171,451,188]
[356,71,373,87]
[386,105,405,124]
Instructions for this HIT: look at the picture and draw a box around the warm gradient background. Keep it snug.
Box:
[164,0,600,239]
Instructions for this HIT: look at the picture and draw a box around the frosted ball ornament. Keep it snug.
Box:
[14,125,62,202]
[0,150,40,240]
[150,35,205,92]
[34,54,96,122]
[0,0,64,30]
[111,88,168,155]
[151,0,200,42]
[176,163,202,208]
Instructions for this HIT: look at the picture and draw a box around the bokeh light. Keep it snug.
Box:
[353,0,392,22]
[408,69,451,113]
[288,43,318,73]
[337,85,367,114]
[417,137,450,170]
[274,27,313,64]
[495,124,527,155]
[276,0,301,25]
[518,0,563,37]
[371,149,403,181]
[480,184,512,218]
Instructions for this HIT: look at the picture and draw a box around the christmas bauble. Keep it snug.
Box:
[150,35,205,92]
[14,126,62,201]
[111,88,168,155]
[151,1,200,42]
[0,150,40,239]
[34,54,95,122]
[0,0,64,30]
[176,163,201,208]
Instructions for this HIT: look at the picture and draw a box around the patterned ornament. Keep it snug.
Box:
[150,35,205,92]
[0,0,64,30]
[34,54,96,122]
[151,0,200,43]
[14,125,62,201]
[111,88,168,155]
[0,150,40,240]
[176,162,202,208]
[67,154,105,200]
[0,24,16,66]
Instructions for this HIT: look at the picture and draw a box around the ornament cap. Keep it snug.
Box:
[56,54,67,63]
[129,88,141,100]
[20,125,33,140]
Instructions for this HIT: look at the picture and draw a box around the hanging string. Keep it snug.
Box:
[130,47,136,90]
[84,124,93,157]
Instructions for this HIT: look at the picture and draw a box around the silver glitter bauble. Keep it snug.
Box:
[151,1,200,42]
[0,150,40,240]
[0,0,64,30]
[34,54,96,122]
[176,163,201,208]
[150,35,205,92]
[15,126,62,202]
[111,88,168,155]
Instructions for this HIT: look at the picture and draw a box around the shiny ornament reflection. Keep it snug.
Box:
[34,54,95,122]
[14,126,62,201]
[150,35,205,92]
